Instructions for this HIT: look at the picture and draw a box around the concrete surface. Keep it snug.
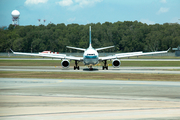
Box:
[0,78,180,120]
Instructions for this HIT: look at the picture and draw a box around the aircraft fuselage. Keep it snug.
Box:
[83,46,99,66]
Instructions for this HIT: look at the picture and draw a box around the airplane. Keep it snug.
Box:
[10,26,170,70]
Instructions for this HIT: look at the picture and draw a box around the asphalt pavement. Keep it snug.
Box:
[1,66,180,74]
[0,78,180,120]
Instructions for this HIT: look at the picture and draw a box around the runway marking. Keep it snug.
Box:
[45,80,63,85]
[128,82,150,85]
[140,83,150,85]
[32,80,38,82]
[1,107,180,118]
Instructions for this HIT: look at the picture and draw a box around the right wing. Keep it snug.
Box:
[10,49,83,61]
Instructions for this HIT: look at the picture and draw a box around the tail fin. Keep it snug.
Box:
[89,26,92,48]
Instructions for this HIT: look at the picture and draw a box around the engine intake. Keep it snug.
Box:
[61,59,70,68]
[112,59,121,68]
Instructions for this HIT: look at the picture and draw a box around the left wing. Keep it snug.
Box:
[99,48,171,61]
[10,49,83,61]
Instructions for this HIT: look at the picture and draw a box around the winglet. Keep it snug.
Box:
[10,48,14,53]
[167,47,171,52]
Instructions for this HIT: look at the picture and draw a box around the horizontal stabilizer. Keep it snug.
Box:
[96,46,114,51]
[66,46,86,51]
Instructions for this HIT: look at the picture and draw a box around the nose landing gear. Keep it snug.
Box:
[88,65,93,70]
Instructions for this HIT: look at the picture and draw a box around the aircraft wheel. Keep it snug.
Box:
[89,68,93,70]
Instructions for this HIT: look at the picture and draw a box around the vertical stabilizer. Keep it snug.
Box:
[89,26,92,48]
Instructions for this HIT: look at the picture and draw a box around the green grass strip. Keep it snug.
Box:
[0,71,180,81]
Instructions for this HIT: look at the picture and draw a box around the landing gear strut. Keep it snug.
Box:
[88,66,93,70]
[102,60,108,70]
[74,60,80,70]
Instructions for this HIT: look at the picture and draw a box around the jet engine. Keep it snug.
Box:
[61,59,70,68]
[112,59,121,68]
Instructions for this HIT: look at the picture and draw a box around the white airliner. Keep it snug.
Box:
[11,26,170,70]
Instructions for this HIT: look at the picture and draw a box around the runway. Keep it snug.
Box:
[1,66,180,74]
[0,78,180,120]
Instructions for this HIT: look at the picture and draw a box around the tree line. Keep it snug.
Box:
[0,21,180,53]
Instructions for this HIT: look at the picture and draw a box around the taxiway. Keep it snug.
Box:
[0,66,180,74]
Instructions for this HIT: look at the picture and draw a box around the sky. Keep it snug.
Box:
[0,0,180,26]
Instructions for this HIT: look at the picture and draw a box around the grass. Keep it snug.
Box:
[0,71,180,81]
[1,60,180,67]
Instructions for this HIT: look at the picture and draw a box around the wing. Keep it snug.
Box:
[10,49,83,61]
[99,48,171,61]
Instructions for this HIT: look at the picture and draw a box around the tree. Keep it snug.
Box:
[145,31,163,51]
[0,21,180,53]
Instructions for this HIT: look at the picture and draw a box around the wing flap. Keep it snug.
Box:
[13,51,66,59]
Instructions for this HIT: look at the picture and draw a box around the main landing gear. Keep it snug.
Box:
[74,60,80,70]
[102,60,108,70]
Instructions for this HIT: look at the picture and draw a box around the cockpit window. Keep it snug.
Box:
[87,54,95,56]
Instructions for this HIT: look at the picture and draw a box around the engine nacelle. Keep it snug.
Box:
[61,59,70,68]
[112,59,121,68]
